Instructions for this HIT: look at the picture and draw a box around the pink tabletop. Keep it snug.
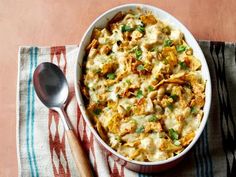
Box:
[0,0,235,176]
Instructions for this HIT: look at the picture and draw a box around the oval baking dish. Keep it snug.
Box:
[74,4,211,173]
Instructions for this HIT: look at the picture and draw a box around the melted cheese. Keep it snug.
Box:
[82,10,205,162]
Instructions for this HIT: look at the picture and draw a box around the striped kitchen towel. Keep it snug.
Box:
[17,41,236,177]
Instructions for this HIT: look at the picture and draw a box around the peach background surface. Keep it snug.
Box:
[0,0,235,176]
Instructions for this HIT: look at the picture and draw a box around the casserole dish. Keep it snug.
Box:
[74,4,211,173]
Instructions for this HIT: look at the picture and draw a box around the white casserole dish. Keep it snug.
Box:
[74,4,211,173]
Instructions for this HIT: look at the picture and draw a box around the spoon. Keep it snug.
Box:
[33,62,93,177]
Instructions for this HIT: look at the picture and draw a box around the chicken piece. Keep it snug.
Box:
[131,30,143,40]
[144,122,163,133]
[146,98,154,113]
[119,120,137,136]
[143,27,165,48]
[169,29,183,41]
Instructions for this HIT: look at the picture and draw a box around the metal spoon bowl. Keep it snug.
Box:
[33,62,68,108]
[33,62,92,177]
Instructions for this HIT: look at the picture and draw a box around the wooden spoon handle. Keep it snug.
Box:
[66,130,93,177]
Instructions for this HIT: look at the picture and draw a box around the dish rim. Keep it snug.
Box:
[74,3,212,165]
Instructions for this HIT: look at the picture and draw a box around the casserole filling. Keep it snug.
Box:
[81,10,205,162]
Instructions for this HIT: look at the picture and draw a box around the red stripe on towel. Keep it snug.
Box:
[77,105,98,176]
[48,46,71,177]
[51,46,67,73]
[111,162,124,177]
[107,153,125,177]
[48,111,71,177]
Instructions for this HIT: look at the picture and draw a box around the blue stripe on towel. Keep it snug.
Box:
[31,47,39,177]
[26,47,40,177]
[26,47,35,177]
